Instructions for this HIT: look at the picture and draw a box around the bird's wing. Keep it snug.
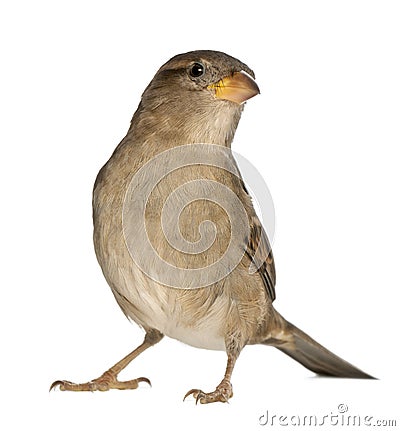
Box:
[242,181,276,302]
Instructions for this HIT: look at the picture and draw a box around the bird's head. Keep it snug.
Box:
[132,50,260,146]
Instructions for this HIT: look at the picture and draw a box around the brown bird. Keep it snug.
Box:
[51,50,373,403]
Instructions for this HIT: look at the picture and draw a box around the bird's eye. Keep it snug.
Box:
[189,62,205,78]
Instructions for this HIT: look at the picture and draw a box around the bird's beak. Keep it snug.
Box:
[208,71,260,105]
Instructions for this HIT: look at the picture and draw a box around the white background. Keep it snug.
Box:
[1,1,399,430]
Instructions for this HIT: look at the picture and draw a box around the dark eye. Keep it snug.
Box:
[189,62,205,78]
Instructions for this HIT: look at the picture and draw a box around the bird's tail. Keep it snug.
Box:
[263,310,374,379]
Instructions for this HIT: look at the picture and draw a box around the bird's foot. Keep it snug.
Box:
[183,379,233,404]
[50,371,151,392]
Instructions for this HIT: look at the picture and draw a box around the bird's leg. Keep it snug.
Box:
[184,349,239,404]
[50,329,163,392]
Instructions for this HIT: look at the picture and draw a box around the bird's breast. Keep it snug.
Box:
[92,140,268,349]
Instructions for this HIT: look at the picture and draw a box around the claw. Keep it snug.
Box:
[49,380,70,392]
[195,392,205,405]
[137,377,152,387]
[220,392,230,404]
[183,388,200,402]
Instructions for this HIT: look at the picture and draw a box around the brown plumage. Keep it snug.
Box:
[51,50,374,403]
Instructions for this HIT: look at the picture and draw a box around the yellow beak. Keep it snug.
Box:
[208,71,260,104]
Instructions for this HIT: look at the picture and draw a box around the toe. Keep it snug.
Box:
[50,375,152,392]
[183,381,233,404]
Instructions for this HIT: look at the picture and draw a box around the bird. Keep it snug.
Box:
[51,50,374,403]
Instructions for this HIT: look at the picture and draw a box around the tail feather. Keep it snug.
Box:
[264,311,375,379]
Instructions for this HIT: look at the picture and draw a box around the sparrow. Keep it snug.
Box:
[51,50,374,403]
